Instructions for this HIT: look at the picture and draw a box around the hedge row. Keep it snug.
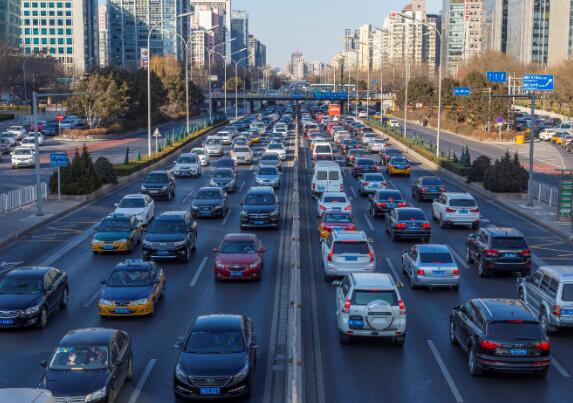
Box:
[0,113,15,121]
[0,105,31,112]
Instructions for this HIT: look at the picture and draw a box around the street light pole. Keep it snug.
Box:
[206,38,236,124]
[231,49,248,119]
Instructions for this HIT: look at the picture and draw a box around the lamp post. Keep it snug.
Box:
[231,50,249,119]
[357,41,373,119]
[206,37,236,124]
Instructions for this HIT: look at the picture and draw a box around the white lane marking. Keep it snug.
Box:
[427,340,464,403]
[552,358,571,378]
[182,190,194,203]
[238,181,245,193]
[40,225,97,267]
[222,209,232,226]
[532,254,547,268]
[350,187,357,198]
[384,257,402,282]
[127,358,157,403]
[83,286,103,308]
[363,214,375,231]
[450,248,469,270]
[387,178,397,189]
[189,256,208,287]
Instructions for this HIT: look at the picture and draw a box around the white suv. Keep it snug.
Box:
[11,146,36,168]
[431,192,480,229]
[173,152,201,177]
[321,231,375,280]
[335,273,406,345]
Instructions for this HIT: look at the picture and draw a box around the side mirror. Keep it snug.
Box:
[368,238,374,243]
[40,360,48,368]
[396,281,404,288]
[113,203,118,207]
[331,280,342,287]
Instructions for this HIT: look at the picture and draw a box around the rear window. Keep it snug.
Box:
[333,241,369,255]
[421,177,442,185]
[560,284,573,302]
[420,252,453,264]
[357,159,375,166]
[378,191,402,201]
[351,290,398,305]
[491,237,527,250]
[324,213,352,223]
[328,171,340,180]
[449,199,476,207]
[315,145,332,153]
[324,195,347,203]
[316,171,327,180]
[397,210,426,221]
[363,174,384,181]
[487,321,544,340]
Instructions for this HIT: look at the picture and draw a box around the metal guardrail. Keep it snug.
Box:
[0,183,47,214]
[531,181,559,207]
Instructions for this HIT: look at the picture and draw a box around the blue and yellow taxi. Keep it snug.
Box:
[91,214,142,253]
[98,259,165,317]
[248,130,261,144]
[386,156,411,176]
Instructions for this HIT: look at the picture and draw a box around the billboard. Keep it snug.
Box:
[328,104,341,117]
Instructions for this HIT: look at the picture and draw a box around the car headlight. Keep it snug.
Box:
[85,386,107,402]
[247,261,260,269]
[161,186,168,190]
[99,299,113,306]
[270,210,279,217]
[214,204,223,210]
[232,363,250,384]
[209,180,216,186]
[175,363,188,381]
[24,304,41,316]
[191,205,200,211]
[132,298,150,305]
[241,210,248,218]
[143,240,153,247]
[141,185,147,190]
[173,240,187,247]
[91,238,101,244]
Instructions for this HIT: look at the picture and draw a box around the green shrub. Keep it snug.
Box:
[49,145,102,195]
[0,113,15,121]
[94,157,117,184]
[467,155,491,183]
[483,151,528,192]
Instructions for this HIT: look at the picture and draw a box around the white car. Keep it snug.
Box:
[321,230,375,280]
[11,146,36,168]
[230,145,253,164]
[389,119,400,128]
[431,192,480,229]
[368,139,386,153]
[361,133,378,145]
[204,136,224,156]
[217,131,233,145]
[6,126,26,140]
[19,137,37,151]
[317,192,351,215]
[190,147,210,166]
[24,133,45,145]
[173,152,201,177]
[358,111,368,118]
[114,194,155,226]
[265,143,287,160]
[539,128,557,141]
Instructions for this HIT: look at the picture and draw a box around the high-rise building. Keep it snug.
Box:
[107,0,190,71]
[20,0,98,74]
[0,0,20,49]
[231,10,248,66]
[248,34,265,67]
[98,5,108,67]
[425,14,441,74]
[357,24,372,72]
[191,0,231,60]
[506,0,550,65]
[547,0,573,65]
[190,29,210,68]
[482,0,507,53]
[290,51,305,80]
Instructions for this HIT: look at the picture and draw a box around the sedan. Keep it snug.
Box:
[266,142,287,160]
[368,139,387,153]
[174,314,257,399]
[411,176,446,201]
[191,187,228,218]
[386,207,431,242]
[316,192,351,215]
[401,244,460,289]
[387,156,411,176]
[346,148,368,166]
[190,147,210,166]
[0,267,68,329]
[255,166,281,188]
[213,233,265,280]
[380,147,403,165]
[259,152,281,171]
[368,189,407,217]
[114,194,155,226]
[317,210,356,240]
[209,168,237,192]
[215,157,238,174]
[91,214,142,253]
[352,157,378,177]
[358,173,387,196]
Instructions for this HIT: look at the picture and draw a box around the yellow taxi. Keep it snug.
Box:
[91,214,142,253]
[317,210,356,240]
[386,156,411,176]
[249,131,261,144]
[98,259,165,317]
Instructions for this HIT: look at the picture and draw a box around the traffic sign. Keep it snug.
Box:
[313,92,348,100]
[50,152,69,168]
[496,116,504,124]
[522,74,554,91]
[56,114,64,121]
[486,71,507,83]
[453,87,471,97]
[209,75,218,82]
[153,128,161,138]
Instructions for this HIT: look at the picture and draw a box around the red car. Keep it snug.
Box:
[213,233,265,281]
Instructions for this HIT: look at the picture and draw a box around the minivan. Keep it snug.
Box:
[311,161,343,195]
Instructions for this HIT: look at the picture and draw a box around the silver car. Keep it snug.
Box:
[204,136,223,156]
[321,230,375,280]
[358,173,387,196]
[173,153,201,177]
[231,145,253,164]
[190,147,210,166]
[259,152,281,171]
[335,273,406,345]
[401,244,460,289]
[368,139,386,153]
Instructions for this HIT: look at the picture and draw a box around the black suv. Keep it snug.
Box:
[143,211,198,262]
[191,186,229,218]
[411,175,446,201]
[141,170,176,200]
[466,227,531,277]
[450,298,550,377]
[240,186,280,230]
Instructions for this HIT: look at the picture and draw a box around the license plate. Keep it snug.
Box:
[509,348,528,356]
[231,271,244,277]
[157,250,170,256]
[201,208,211,213]
[505,253,517,258]
[348,319,363,329]
[114,308,130,314]
[560,309,573,315]
[345,256,358,261]
[0,319,14,325]
[332,207,341,210]
[459,209,468,214]
[409,224,417,229]
[200,387,221,395]
[149,190,158,194]
[253,220,264,225]
[433,270,447,276]
[103,245,115,250]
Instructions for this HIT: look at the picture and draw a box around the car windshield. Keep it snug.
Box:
[107,269,151,286]
[487,321,544,340]
[99,219,130,232]
[333,241,369,255]
[363,174,384,181]
[177,156,197,164]
[14,149,32,155]
[258,167,278,176]
[0,277,43,294]
[196,190,221,200]
[357,159,375,166]
[421,177,442,185]
[234,147,249,153]
[398,210,426,221]
[261,154,279,161]
[206,138,221,145]
[148,220,185,234]
[378,191,403,201]
[323,195,347,203]
[351,290,398,305]
[245,194,275,205]
[324,213,352,223]
[391,158,408,165]
[268,144,282,149]
[449,199,476,207]
[420,252,454,264]
[213,170,232,178]
[491,237,528,249]
[22,138,34,144]
[350,150,366,155]
[144,173,167,183]
[219,240,257,254]
[118,198,145,208]
[185,330,244,354]
[49,346,109,370]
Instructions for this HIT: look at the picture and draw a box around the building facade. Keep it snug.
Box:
[290,51,305,80]
[547,0,573,65]
[248,34,265,67]
[97,4,107,67]
[482,0,507,53]
[191,0,231,60]
[231,10,248,66]
[0,0,20,49]
[20,0,98,74]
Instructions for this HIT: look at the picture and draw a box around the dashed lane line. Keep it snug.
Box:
[552,358,571,378]
[127,358,157,403]
[449,248,469,270]
[363,214,375,231]
[222,209,232,226]
[189,256,208,287]
[83,286,103,308]
[427,340,464,403]
[384,257,402,283]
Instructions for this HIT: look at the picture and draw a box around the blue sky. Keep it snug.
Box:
[236,0,442,66]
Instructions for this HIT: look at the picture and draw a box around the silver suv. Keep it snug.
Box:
[321,231,375,280]
[334,273,406,345]
[517,266,573,333]
[173,152,201,177]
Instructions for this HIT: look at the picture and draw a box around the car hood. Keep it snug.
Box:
[242,205,277,213]
[0,293,42,310]
[192,199,223,207]
[43,369,110,397]
[93,231,131,241]
[217,254,259,265]
[256,174,279,181]
[175,163,199,170]
[145,233,185,242]
[178,352,247,377]
[114,208,145,217]
[101,286,153,301]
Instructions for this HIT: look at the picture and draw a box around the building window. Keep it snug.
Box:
[66,47,72,54]
[65,28,71,34]
[25,38,31,44]
[57,38,63,44]
[65,11,71,16]
[24,28,30,34]
[57,18,63,25]
[65,2,71,7]
[41,38,47,44]
[40,2,46,7]
[32,10,38,16]
[48,2,54,7]
[58,28,63,34]
[41,10,46,16]
[56,2,62,7]
[49,19,54,25]
[49,11,54,15]
[24,19,30,25]
[24,10,30,16]
[23,2,30,7]
[32,28,38,34]
[40,19,46,25]
[50,38,55,44]
[66,38,71,44]
[58,47,64,54]
[41,28,46,34]
[32,2,38,7]
[49,28,54,34]
[65,19,71,25]
[33,38,39,44]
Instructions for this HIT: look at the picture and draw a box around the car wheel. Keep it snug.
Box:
[466,246,474,264]
[534,367,549,378]
[439,215,447,229]
[181,245,191,263]
[370,205,376,217]
[394,334,405,346]
[60,287,69,309]
[539,310,555,334]
[191,236,197,251]
[339,331,352,345]
[37,306,48,329]
[477,258,488,277]
[472,222,480,229]
[518,288,525,301]
[468,345,482,376]
[449,320,458,345]
[126,355,133,381]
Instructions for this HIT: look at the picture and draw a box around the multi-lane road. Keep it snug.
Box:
[2,112,573,403]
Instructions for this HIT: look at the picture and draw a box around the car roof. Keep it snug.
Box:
[192,314,243,331]
[351,273,396,289]
[197,186,222,192]
[103,213,131,220]
[376,189,402,195]
[7,266,53,278]
[247,186,274,194]
[59,328,120,347]
[157,211,188,220]
[222,233,257,241]
[121,194,146,199]
[114,259,154,271]
[473,298,535,321]
[416,244,451,253]
[483,227,524,237]
[331,230,367,241]
[322,191,346,197]
[443,192,474,199]
[395,207,423,214]
[538,266,573,281]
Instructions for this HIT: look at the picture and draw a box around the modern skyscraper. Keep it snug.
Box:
[248,34,265,67]
[231,10,248,66]
[357,24,372,72]
[191,0,231,60]
[97,5,108,67]
[20,0,98,74]
[547,0,573,65]
[0,0,20,49]
[290,51,305,80]
[506,0,550,65]
[482,0,508,53]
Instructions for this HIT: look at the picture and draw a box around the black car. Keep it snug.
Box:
[141,170,176,200]
[340,138,360,153]
[466,227,531,277]
[42,122,60,136]
[369,189,407,217]
[380,147,403,165]
[143,211,198,262]
[411,175,446,201]
[352,157,378,177]
[39,328,133,401]
[345,148,368,166]
[0,267,68,329]
[215,157,238,174]
[240,186,280,230]
[386,207,431,242]
[209,168,237,193]
[191,187,229,218]
[450,298,550,377]
[174,314,257,399]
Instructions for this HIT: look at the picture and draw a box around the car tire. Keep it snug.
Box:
[518,288,525,301]
[449,320,458,345]
[60,287,69,309]
[37,306,48,329]
[409,276,417,289]
[394,335,405,346]
[466,246,474,264]
[181,245,191,263]
[472,222,480,229]
[339,331,352,345]
[477,258,488,277]
[539,310,555,334]
[534,367,549,378]
[191,236,197,251]
[126,355,133,381]
[439,216,447,229]
[468,345,482,376]
[323,271,332,282]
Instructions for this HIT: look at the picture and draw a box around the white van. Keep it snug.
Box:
[312,161,343,195]
[0,389,55,403]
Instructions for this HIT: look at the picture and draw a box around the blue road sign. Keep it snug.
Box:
[50,152,69,168]
[522,74,554,91]
[313,92,348,100]
[453,87,471,97]
[486,71,507,83]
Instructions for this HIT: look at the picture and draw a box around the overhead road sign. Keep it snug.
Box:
[486,71,507,83]
[313,92,348,100]
[522,74,554,91]
[453,87,471,97]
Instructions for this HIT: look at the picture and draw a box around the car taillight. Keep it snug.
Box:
[445,208,455,213]
[376,203,387,207]
[363,182,370,186]
[398,300,406,314]
[345,224,356,231]
[553,304,561,316]
[452,268,460,276]
[521,249,531,256]
[312,183,316,190]
[416,269,425,276]
[421,223,431,230]
[344,205,352,211]
[470,208,480,213]
[395,223,407,229]
[484,249,499,257]
[327,251,334,262]
[420,187,428,192]
[322,224,332,230]
[535,341,550,351]
[343,298,351,313]
[397,202,407,207]
[320,205,326,210]
[368,250,374,262]
[480,340,501,350]
[439,186,446,192]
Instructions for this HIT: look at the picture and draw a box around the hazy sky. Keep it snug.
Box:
[236,0,443,67]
